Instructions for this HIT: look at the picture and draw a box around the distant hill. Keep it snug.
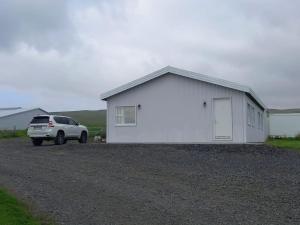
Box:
[51,110,106,128]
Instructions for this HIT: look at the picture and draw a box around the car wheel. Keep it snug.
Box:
[79,131,87,144]
[32,138,43,146]
[55,131,65,145]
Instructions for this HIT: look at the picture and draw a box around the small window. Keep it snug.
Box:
[257,112,264,130]
[251,106,255,127]
[115,106,136,126]
[247,104,251,126]
[247,103,257,127]
[257,112,260,129]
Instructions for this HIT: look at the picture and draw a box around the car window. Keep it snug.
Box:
[54,117,69,124]
[54,116,61,124]
[31,116,49,124]
[62,117,69,125]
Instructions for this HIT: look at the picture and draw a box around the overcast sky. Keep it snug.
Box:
[0,0,299,111]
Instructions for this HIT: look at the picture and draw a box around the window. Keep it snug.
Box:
[31,116,49,124]
[251,106,255,127]
[54,117,62,124]
[257,112,260,129]
[54,117,69,124]
[257,111,264,130]
[247,104,251,125]
[247,103,256,127]
[258,112,263,130]
[115,106,136,126]
[62,117,70,125]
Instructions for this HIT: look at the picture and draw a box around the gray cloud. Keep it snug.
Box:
[0,0,74,51]
[0,0,299,111]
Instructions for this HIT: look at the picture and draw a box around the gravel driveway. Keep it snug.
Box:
[0,138,299,225]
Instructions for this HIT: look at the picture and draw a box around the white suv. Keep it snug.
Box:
[27,115,89,146]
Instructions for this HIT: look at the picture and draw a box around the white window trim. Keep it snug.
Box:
[115,105,137,127]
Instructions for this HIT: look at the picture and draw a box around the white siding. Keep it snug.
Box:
[0,109,48,130]
[107,73,246,143]
[245,95,267,142]
[269,113,300,137]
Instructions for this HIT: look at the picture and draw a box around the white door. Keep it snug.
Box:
[213,98,232,140]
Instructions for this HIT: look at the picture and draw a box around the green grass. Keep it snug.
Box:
[0,130,27,139]
[52,110,106,138]
[0,188,52,225]
[52,110,106,127]
[267,138,300,152]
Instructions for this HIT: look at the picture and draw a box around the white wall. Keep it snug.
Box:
[269,113,300,137]
[106,73,246,143]
[0,109,48,130]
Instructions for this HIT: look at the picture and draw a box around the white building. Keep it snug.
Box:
[269,109,300,138]
[0,107,48,130]
[101,66,268,143]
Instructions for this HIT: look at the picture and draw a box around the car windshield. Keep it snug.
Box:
[31,116,49,124]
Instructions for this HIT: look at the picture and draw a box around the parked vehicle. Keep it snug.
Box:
[27,115,88,146]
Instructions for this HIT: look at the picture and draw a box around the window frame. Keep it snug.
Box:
[115,105,137,127]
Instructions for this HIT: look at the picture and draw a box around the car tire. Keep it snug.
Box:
[79,131,87,144]
[32,138,43,146]
[55,131,65,145]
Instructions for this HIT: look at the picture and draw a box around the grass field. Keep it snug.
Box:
[52,110,106,138]
[0,130,27,139]
[0,188,51,225]
[267,138,300,152]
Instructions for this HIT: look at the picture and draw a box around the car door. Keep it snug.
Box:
[61,117,72,137]
[68,118,80,137]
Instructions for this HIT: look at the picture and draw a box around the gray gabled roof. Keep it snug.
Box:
[0,108,49,118]
[101,66,266,109]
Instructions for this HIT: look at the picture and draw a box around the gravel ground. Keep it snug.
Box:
[0,138,299,225]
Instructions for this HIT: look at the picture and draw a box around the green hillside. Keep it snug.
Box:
[51,110,106,137]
